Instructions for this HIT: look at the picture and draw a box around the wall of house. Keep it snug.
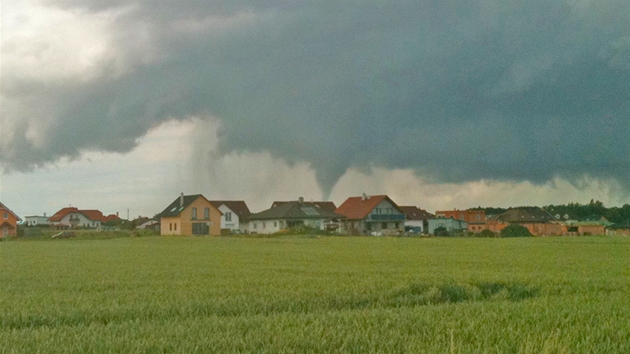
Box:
[247,218,333,234]
[577,225,605,236]
[248,219,282,234]
[24,216,50,226]
[177,198,222,236]
[218,205,241,231]
[1,209,19,237]
[467,223,488,233]
[606,228,630,236]
[161,216,181,235]
[60,213,101,228]
[369,200,404,217]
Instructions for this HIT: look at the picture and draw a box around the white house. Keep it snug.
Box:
[48,207,114,228]
[24,214,50,227]
[244,198,344,234]
[209,201,251,233]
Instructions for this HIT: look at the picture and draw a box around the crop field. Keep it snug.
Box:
[1,235,629,353]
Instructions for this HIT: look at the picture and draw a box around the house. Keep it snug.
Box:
[335,194,406,235]
[209,201,251,233]
[24,214,50,227]
[271,200,337,212]
[244,198,345,234]
[133,217,161,231]
[426,217,468,236]
[399,206,434,234]
[606,221,630,236]
[158,194,222,236]
[562,217,611,236]
[1,202,22,237]
[48,207,115,229]
[486,207,562,236]
[435,209,487,233]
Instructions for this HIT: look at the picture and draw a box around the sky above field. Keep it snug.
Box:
[1,0,629,218]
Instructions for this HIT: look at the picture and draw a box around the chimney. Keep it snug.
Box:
[298,197,304,204]
[180,193,184,207]
[43,212,46,217]
[362,193,367,201]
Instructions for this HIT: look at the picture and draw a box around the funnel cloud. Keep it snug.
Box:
[2,0,628,197]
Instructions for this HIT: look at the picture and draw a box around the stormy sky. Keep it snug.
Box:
[1,0,629,216]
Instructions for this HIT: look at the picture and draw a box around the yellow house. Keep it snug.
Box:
[159,194,222,236]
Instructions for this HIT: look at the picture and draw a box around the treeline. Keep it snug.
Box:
[472,200,630,224]
[542,200,630,224]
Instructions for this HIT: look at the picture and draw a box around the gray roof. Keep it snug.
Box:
[158,195,205,218]
[488,207,557,223]
[246,201,345,221]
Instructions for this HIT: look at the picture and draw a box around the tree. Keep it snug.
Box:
[477,229,497,238]
[500,224,532,237]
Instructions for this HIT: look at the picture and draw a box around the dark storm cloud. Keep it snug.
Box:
[2,0,628,196]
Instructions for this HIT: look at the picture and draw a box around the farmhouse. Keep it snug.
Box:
[159,194,222,236]
[335,194,406,235]
[209,200,251,234]
[48,207,118,229]
[244,198,344,234]
[486,207,562,236]
[0,202,22,237]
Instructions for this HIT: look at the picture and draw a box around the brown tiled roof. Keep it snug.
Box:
[209,201,252,218]
[335,195,401,220]
[271,201,337,212]
[399,206,435,220]
[48,207,108,222]
[488,207,557,224]
[0,202,21,221]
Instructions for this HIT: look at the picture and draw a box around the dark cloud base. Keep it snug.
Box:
[2,0,628,197]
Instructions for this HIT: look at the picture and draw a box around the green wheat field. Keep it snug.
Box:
[1,236,629,353]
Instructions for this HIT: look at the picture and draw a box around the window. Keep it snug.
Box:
[204,208,210,219]
[174,223,177,231]
[263,222,266,229]
[273,221,277,227]
[225,212,232,222]
[382,222,387,229]
[279,221,284,229]
[192,208,197,220]
[3,213,8,219]
[394,222,399,229]
[253,222,257,229]
[476,215,481,221]
[169,223,173,231]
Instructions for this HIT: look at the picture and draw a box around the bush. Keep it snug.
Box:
[477,229,497,238]
[500,224,532,237]
[433,226,449,237]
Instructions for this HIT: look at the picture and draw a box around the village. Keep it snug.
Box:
[2,193,629,238]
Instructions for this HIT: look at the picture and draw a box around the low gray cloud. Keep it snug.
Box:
[2,0,628,197]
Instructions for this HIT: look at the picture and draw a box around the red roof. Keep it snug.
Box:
[48,207,109,222]
[335,195,400,220]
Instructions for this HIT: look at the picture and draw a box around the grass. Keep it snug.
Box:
[1,236,629,353]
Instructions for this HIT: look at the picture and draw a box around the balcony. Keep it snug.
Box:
[369,214,406,221]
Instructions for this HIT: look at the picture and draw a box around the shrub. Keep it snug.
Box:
[433,226,449,237]
[477,229,497,238]
[500,224,532,237]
